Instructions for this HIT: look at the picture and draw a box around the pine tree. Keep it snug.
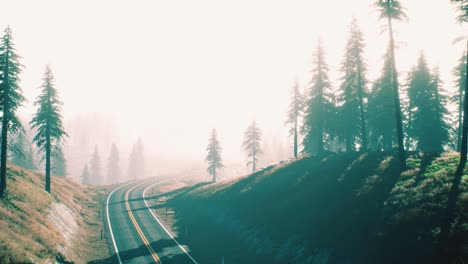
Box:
[368,49,395,151]
[336,18,368,152]
[302,40,335,155]
[128,138,145,180]
[443,0,468,242]
[242,121,262,173]
[453,50,467,151]
[51,147,66,177]
[285,79,303,158]
[81,164,90,185]
[406,54,449,152]
[0,26,25,196]
[374,0,407,169]
[30,65,67,193]
[89,146,102,185]
[107,143,120,184]
[205,129,223,182]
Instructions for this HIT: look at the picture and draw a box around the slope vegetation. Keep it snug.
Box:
[0,164,110,263]
[163,152,467,264]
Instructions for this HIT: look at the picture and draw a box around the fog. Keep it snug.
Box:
[1,0,466,181]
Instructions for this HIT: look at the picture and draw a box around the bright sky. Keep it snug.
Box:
[1,0,466,164]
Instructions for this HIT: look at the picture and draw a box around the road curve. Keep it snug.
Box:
[106,179,198,264]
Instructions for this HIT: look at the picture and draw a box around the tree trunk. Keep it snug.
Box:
[293,118,298,158]
[458,79,463,152]
[252,141,256,173]
[45,128,51,193]
[357,65,368,151]
[443,39,468,238]
[388,17,406,170]
[0,51,10,197]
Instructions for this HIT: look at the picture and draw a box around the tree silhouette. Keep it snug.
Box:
[405,54,449,152]
[128,138,145,180]
[368,49,396,151]
[442,0,468,246]
[453,50,467,151]
[285,79,303,158]
[205,129,223,182]
[90,146,102,185]
[81,164,90,185]
[374,0,407,169]
[302,39,334,155]
[336,18,368,152]
[0,26,25,196]
[107,143,120,184]
[242,121,262,173]
[30,65,67,193]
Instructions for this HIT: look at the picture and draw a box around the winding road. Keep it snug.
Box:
[106,179,198,264]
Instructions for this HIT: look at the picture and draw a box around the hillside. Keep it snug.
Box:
[150,152,467,264]
[0,164,110,263]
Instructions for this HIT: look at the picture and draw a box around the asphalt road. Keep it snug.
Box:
[106,179,198,264]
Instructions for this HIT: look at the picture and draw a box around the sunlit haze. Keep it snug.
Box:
[1,0,466,179]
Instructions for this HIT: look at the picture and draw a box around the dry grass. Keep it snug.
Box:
[0,164,110,264]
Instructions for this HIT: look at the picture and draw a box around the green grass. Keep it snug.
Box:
[166,152,467,264]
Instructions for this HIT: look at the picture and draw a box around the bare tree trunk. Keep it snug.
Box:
[388,17,406,170]
[0,52,10,197]
[45,133,51,193]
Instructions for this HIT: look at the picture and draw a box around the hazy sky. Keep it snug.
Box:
[1,0,467,164]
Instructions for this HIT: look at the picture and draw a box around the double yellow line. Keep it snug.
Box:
[125,184,162,264]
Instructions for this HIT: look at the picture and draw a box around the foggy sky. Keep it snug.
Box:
[1,0,466,175]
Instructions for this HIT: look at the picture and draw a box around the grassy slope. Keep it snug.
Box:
[0,164,110,264]
[166,152,467,264]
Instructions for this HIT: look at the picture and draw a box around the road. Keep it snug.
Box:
[106,179,199,264]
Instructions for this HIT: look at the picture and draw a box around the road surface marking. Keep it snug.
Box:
[125,184,163,264]
[107,182,136,264]
[143,181,199,264]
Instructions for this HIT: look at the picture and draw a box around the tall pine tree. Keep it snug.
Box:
[336,18,368,152]
[11,133,36,170]
[406,54,449,152]
[205,129,223,182]
[242,121,262,173]
[302,39,334,155]
[285,79,303,158]
[453,50,467,151]
[81,164,90,185]
[128,138,145,180]
[0,26,25,196]
[107,143,120,184]
[374,0,407,169]
[30,65,67,193]
[368,49,396,151]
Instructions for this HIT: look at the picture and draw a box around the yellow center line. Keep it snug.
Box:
[125,184,162,264]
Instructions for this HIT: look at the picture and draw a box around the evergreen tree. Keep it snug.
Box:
[30,65,67,193]
[128,138,145,180]
[336,18,368,152]
[406,54,449,152]
[453,50,467,151]
[205,129,223,182]
[107,143,120,184]
[0,26,25,196]
[374,0,407,169]
[285,79,303,158]
[242,120,262,173]
[10,133,36,170]
[89,146,102,185]
[51,147,66,177]
[81,164,90,185]
[443,0,468,242]
[302,40,335,155]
